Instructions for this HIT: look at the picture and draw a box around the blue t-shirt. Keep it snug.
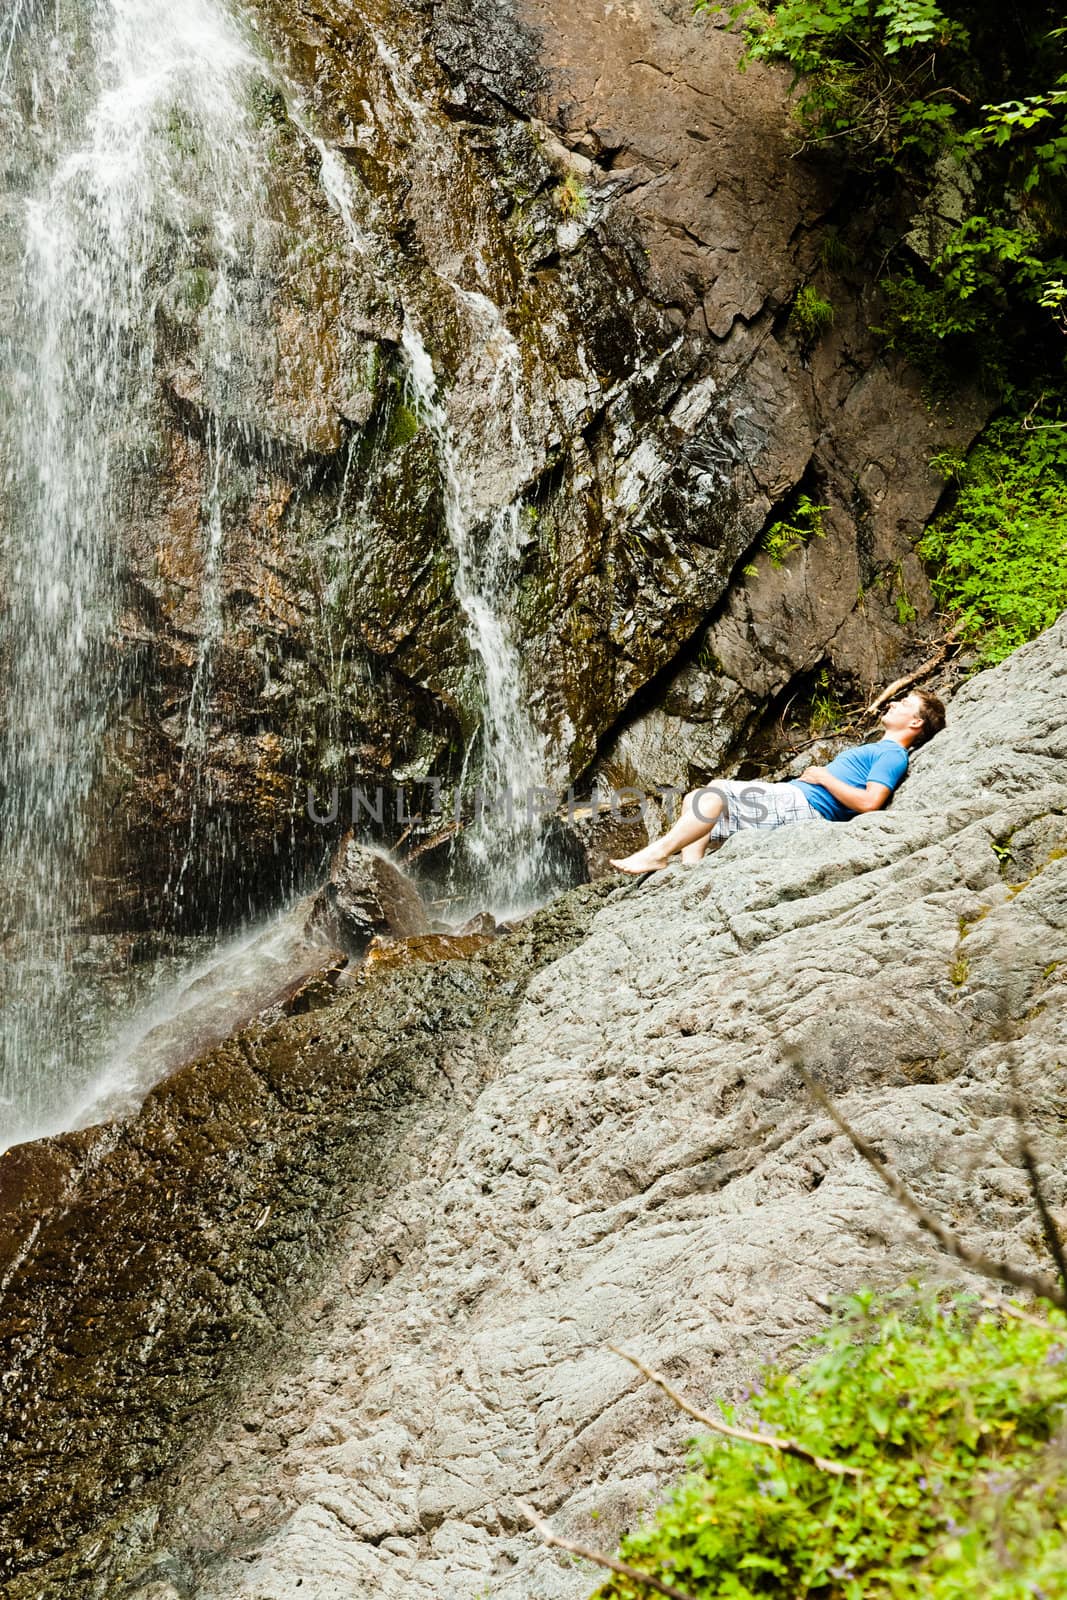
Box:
[790,738,909,822]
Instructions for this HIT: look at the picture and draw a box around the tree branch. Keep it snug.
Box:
[516,1500,698,1600]
[795,1064,1067,1311]
[1007,1054,1067,1296]
[609,1345,861,1477]
[865,633,959,713]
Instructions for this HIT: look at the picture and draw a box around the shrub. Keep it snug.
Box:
[919,410,1067,664]
[761,494,828,566]
[790,286,835,348]
[591,1290,1067,1600]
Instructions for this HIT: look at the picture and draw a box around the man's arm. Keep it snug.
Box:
[798,766,892,815]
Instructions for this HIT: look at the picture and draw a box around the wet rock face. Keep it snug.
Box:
[305,836,431,953]
[2,617,1064,1600]
[1,0,987,934]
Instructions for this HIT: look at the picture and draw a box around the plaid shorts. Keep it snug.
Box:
[693,779,822,843]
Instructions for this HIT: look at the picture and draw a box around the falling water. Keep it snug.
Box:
[0,0,570,1147]
[0,0,271,1144]
[313,135,560,913]
[400,321,555,912]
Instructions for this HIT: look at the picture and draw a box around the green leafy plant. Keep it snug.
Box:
[1040,277,1067,332]
[559,171,589,218]
[919,408,1067,663]
[761,494,828,566]
[790,285,835,347]
[928,448,965,480]
[696,1,1067,341]
[819,226,855,271]
[591,1290,1067,1600]
[871,273,988,401]
[809,666,845,733]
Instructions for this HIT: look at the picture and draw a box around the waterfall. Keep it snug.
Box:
[312,98,561,915]
[399,321,555,913]
[0,0,570,1149]
[0,0,270,1145]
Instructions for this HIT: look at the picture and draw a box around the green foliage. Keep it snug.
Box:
[872,273,993,400]
[696,1,1067,338]
[762,493,828,566]
[819,226,855,270]
[698,0,967,158]
[809,665,844,732]
[919,409,1067,663]
[790,285,835,347]
[592,1290,1067,1600]
[1041,277,1067,332]
[559,171,589,218]
[974,86,1067,193]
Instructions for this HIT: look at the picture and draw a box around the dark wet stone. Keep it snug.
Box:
[0,879,615,1597]
[305,836,431,955]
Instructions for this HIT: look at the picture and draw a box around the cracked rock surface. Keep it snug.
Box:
[4,620,1063,1598]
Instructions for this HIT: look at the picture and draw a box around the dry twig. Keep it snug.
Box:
[1007,1055,1067,1297]
[796,1064,1067,1311]
[982,1297,1066,1332]
[517,1500,698,1600]
[609,1345,861,1478]
[866,633,960,714]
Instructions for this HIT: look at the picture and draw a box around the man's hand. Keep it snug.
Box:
[796,765,890,814]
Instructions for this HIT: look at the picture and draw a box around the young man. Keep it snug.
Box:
[610,688,946,874]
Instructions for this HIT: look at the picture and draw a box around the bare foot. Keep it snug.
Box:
[609,847,670,875]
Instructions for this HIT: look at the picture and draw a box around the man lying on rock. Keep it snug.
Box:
[610,688,946,875]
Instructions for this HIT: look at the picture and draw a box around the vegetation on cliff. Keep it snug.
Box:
[701,0,1067,667]
[591,1291,1067,1600]
[921,415,1067,663]
[703,0,1066,331]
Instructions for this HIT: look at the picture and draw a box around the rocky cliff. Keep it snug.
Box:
[0,0,988,932]
[2,615,1063,1597]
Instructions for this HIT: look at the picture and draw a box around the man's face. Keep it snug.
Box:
[881,693,922,734]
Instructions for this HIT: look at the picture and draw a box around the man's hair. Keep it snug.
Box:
[911,688,946,746]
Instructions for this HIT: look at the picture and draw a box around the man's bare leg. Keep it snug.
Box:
[610,788,724,874]
[680,834,710,864]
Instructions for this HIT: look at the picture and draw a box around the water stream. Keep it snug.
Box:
[0,0,273,1144]
[400,321,555,913]
[0,0,566,1150]
[312,121,561,914]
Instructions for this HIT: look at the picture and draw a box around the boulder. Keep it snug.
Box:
[564,798,651,879]
[305,836,432,955]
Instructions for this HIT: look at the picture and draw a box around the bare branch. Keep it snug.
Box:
[1007,1055,1067,1296]
[981,1296,1065,1332]
[796,1064,1067,1311]
[865,633,959,713]
[516,1500,698,1600]
[609,1345,861,1478]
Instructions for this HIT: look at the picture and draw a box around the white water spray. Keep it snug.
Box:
[400,321,554,911]
[0,0,272,1142]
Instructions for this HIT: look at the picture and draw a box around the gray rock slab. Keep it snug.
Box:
[129,617,1067,1598]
